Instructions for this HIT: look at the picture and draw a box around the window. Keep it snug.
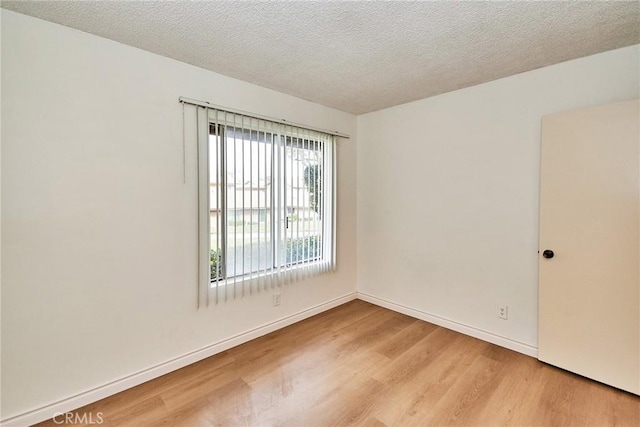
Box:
[195,109,336,304]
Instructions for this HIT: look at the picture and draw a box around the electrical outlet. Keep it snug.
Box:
[273,293,281,306]
[498,305,508,320]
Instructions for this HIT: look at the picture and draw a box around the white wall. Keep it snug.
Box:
[357,45,640,351]
[1,10,357,421]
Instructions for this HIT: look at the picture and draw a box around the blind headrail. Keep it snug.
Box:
[179,96,350,139]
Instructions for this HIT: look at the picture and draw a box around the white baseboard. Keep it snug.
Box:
[0,292,357,427]
[357,292,538,358]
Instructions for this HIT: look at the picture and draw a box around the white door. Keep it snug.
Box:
[538,99,640,395]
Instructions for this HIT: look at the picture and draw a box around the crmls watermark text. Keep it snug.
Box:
[52,411,104,424]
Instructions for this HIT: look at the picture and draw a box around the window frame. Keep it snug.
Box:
[204,120,331,287]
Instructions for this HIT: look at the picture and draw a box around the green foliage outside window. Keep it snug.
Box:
[210,248,222,281]
[303,164,321,217]
[210,236,321,281]
[286,235,320,264]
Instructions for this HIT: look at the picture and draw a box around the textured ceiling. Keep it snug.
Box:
[2,1,639,114]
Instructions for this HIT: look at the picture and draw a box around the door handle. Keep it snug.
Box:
[543,249,554,259]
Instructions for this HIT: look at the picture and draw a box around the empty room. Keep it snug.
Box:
[1,1,639,426]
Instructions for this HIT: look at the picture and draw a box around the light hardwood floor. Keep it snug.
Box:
[37,300,639,426]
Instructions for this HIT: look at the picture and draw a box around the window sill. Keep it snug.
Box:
[209,259,325,288]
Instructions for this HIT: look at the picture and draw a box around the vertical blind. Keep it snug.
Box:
[183,101,337,307]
